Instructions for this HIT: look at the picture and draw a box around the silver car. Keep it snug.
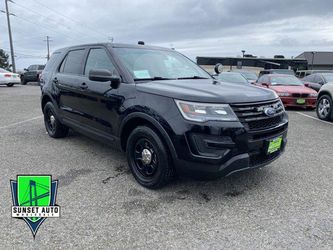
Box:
[316,83,333,121]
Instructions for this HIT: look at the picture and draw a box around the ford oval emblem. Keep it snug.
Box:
[264,107,276,117]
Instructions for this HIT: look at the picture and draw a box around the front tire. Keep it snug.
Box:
[126,126,174,189]
[316,95,333,121]
[7,83,14,87]
[43,102,69,138]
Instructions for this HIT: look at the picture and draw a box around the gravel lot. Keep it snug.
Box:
[0,85,332,249]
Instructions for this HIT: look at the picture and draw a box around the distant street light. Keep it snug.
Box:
[241,50,246,58]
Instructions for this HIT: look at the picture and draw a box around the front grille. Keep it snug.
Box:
[248,115,282,130]
[292,93,309,98]
[231,99,285,131]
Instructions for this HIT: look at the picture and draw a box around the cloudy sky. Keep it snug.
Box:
[1,0,333,70]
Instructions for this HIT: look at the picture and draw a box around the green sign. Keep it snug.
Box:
[17,176,51,222]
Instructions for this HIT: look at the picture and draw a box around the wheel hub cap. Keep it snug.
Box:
[319,99,330,116]
[141,148,152,165]
[50,115,56,126]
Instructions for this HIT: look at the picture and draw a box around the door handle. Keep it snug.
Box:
[80,82,88,90]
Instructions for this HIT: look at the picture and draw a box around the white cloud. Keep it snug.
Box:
[0,0,333,69]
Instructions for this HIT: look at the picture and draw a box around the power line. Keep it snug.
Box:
[13,1,104,42]
[30,0,108,38]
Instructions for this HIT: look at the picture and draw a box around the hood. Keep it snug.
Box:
[136,79,277,103]
[269,85,317,94]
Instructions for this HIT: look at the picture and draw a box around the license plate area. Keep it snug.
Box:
[266,136,282,154]
[296,98,305,105]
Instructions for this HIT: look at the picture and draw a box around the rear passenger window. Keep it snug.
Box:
[60,49,85,75]
[44,52,61,72]
[84,48,116,76]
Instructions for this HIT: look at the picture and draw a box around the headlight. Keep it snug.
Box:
[277,92,291,97]
[175,100,238,122]
[309,93,318,97]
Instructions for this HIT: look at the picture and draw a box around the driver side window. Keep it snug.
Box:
[84,48,117,76]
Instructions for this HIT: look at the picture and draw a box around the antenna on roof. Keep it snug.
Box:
[138,41,145,45]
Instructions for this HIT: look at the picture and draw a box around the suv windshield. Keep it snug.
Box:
[323,73,333,82]
[114,47,211,81]
[270,76,303,86]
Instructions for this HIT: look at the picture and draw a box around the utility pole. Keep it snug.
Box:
[5,0,16,72]
[311,51,316,70]
[44,36,52,60]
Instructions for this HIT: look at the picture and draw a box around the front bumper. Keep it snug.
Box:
[281,97,316,108]
[170,113,288,178]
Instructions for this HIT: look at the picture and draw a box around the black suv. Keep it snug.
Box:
[21,64,45,85]
[40,43,288,188]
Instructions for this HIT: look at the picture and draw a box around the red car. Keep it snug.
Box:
[256,74,318,108]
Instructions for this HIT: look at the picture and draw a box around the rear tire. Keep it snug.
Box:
[316,95,333,121]
[21,77,27,85]
[126,126,174,189]
[43,102,69,138]
[7,83,14,87]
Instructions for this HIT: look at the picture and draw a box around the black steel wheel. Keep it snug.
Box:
[126,126,174,189]
[43,102,69,138]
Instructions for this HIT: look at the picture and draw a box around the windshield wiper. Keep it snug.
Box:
[177,76,210,80]
[134,76,176,81]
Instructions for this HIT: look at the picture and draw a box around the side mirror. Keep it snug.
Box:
[262,83,269,87]
[89,69,121,89]
[214,63,223,74]
[304,82,309,87]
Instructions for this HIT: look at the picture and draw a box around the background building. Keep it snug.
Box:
[197,56,308,74]
[295,52,333,70]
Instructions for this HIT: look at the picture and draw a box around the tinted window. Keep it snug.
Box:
[270,76,303,86]
[28,65,37,70]
[44,52,61,72]
[258,75,269,83]
[314,75,323,83]
[60,49,85,75]
[322,74,333,82]
[84,48,116,76]
[303,75,314,82]
[38,65,45,70]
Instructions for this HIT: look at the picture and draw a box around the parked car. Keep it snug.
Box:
[259,69,295,78]
[296,70,332,79]
[316,83,333,121]
[0,68,20,87]
[216,72,250,85]
[40,43,288,188]
[256,74,317,108]
[302,73,333,92]
[21,64,45,85]
[229,70,258,84]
